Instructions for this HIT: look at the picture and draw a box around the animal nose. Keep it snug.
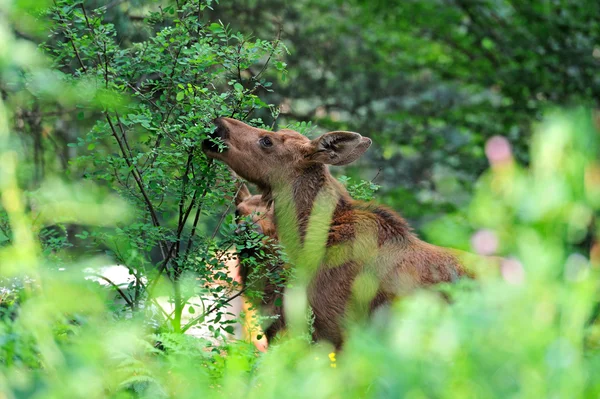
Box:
[211,118,229,140]
[235,222,264,236]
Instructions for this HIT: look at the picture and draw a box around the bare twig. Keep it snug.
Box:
[371,167,382,183]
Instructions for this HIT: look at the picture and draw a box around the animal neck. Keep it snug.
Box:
[270,163,349,244]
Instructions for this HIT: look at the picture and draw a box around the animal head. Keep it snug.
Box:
[203,117,372,188]
[234,183,276,239]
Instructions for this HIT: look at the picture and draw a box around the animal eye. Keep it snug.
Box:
[259,136,273,148]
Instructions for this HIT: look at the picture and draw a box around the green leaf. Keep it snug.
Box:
[0,231,9,243]
[223,326,235,334]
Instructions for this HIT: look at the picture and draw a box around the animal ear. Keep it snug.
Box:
[234,183,251,205]
[307,131,372,166]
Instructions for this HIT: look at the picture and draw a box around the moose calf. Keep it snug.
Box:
[204,117,469,349]
[234,184,287,346]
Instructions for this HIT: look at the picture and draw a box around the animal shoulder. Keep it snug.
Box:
[327,198,414,246]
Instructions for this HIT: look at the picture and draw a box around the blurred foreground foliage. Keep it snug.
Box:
[1,0,600,398]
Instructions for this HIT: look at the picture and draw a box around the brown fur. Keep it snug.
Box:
[204,118,469,348]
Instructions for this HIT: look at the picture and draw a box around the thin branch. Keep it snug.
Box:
[371,167,382,183]
[210,182,244,240]
[183,184,211,260]
[126,82,160,109]
[105,114,167,260]
[242,106,256,120]
[89,274,134,308]
[53,0,87,74]
[115,111,136,163]
[79,3,104,68]
[69,39,88,73]
[140,134,163,173]
[103,39,109,89]
[176,151,195,254]
[180,288,247,333]
[252,24,283,82]
[147,173,211,297]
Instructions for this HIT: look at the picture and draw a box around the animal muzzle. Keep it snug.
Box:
[202,117,230,153]
[235,221,264,236]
